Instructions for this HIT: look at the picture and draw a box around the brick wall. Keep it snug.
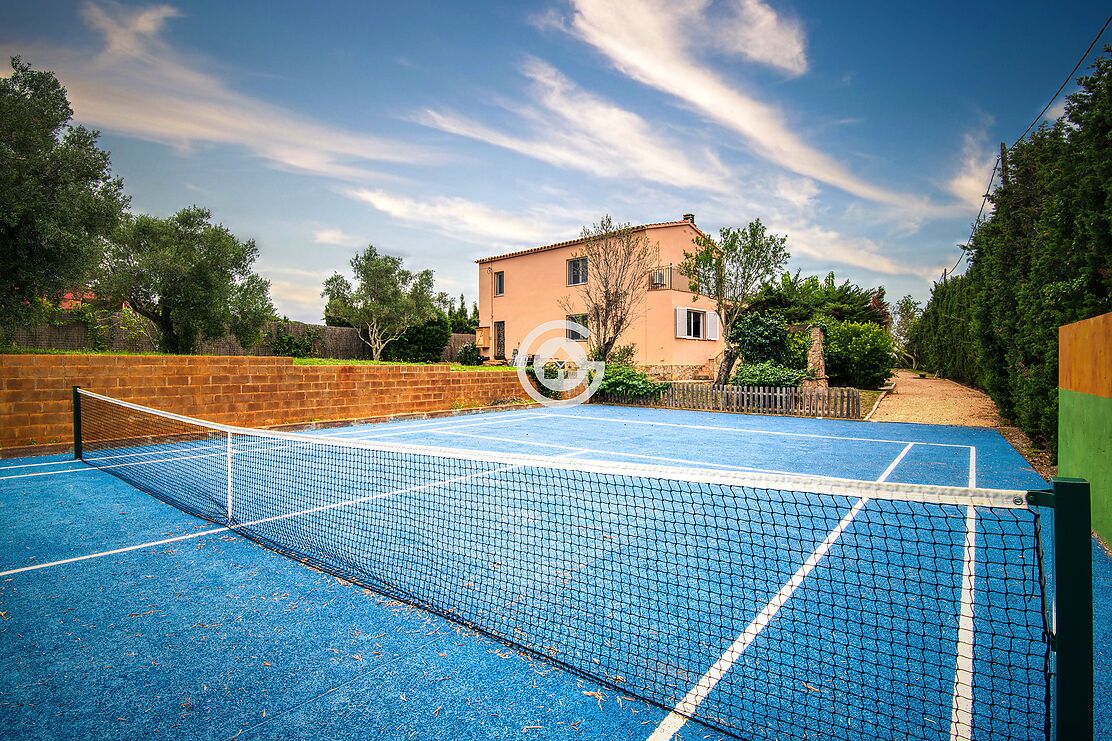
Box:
[0,355,528,450]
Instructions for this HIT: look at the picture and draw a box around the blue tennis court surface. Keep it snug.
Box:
[1,402,1107,739]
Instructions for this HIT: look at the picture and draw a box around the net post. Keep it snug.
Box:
[226,431,233,524]
[1052,477,1093,740]
[72,386,82,460]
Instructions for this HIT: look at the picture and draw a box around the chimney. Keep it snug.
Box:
[682,213,695,223]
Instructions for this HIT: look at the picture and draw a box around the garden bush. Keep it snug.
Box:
[456,341,482,366]
[731,360,809,387]
[382,313,451,362]
[731,312,788,364]
[823,320,895,389]
[597,364,669,399]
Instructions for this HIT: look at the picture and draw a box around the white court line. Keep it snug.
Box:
[648,438,914,739]
[877,443,915,483]
[0,449,588,578]
[424,429,801,477]
[968,447,977,488]
[648,499,869,741]
[948,505,977,740]
[546,411,975,449]
[0,459,84,471]
[0,467,97,481]
[320,412,545,439]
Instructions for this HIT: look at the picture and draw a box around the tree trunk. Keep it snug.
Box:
[715,346,740,386]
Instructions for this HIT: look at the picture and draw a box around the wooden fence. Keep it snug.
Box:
[599,382,861,419]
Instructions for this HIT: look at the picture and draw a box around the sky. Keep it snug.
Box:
[3,1,1110,323]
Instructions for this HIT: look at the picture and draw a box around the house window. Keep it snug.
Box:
[566,314,589,341]
[676,308,720,340]
[567,257,587,286]
[494,271,505,296]
[687,309,705,339]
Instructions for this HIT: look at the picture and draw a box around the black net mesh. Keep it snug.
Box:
[77,390,1051,740]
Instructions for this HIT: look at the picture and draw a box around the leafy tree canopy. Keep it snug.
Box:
[0,57,128,339]
[748,270,891,326]
[95,207,274,353]
[322,245,438,360]
[679,219,790,384]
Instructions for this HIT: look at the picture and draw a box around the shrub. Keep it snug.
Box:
[269,321,320,358]
[784,330,811,370]
[823,320,895,389]
[731,312,788,364]
[525,361,563,399]
[599,343,637,367]
[597,364,669,399]
[456,341,482,366]
[382,313,451,362]
[731,360,809,387]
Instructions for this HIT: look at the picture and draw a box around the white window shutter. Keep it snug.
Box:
[706,311,720,340]
[676,307,686,338]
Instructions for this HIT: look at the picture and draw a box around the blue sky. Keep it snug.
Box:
[3,1,1109,322]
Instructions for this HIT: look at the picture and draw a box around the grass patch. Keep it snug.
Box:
[859,389,882,418]
[292,357,516,372]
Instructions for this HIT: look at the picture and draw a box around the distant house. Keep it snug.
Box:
[475,214,724,379]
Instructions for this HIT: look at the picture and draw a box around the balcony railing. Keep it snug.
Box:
[648,265,674,290]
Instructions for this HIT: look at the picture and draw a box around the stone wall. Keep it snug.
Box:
[0,355,527,451]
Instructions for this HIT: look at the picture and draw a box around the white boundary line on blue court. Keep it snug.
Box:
[0,459,83,470]
[543,410,976,449]
[319,412,547,439]
[949,505,977,740]
[647,443,913,740]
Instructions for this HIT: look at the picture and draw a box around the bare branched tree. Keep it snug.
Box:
[560,216,659,361]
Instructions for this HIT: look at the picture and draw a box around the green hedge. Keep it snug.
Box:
[382,313,451,362]
[731,360,809,387]
[822,321,895,389]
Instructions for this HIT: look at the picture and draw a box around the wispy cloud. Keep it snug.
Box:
[562,0,916,206]
[713,0,808,76]
[417,58,730,193]
[945,131,996,206]
[312,227,364,247]
[348,188,576,247]
[6,2,436,182]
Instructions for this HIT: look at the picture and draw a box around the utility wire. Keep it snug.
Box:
[945,13,1111,280]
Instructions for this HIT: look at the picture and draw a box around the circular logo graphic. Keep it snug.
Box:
[515,320,605,407]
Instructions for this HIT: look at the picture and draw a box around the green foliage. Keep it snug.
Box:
[0,57,129,339]
[749,270,891,326]
[456,341,482,366]
[269,321,320,358]
[679,219,790,383]
[912,50,1112,451]
[784,330,811,370]
[597,364,669,399]
[526,362,564,399]
[447,293,478,333]
[382,312,451,362]
[823,320,896,389]
[322,244,439,360]
[95,207,275,353]
[732,312,788,364]
[731,360,810,387]
[893,294,923,367]
[591,343,638,366]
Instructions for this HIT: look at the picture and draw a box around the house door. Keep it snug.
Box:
[494,321,505,360]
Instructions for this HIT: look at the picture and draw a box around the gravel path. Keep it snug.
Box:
[871,370,1054,479]
[870,370,1004,426]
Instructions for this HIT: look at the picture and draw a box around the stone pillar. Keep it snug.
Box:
[803,324,828,389]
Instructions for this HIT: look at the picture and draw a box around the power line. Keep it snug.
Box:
[945,13,1111,280]
[1013,14,1111,146]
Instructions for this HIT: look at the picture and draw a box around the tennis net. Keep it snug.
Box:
[74,387,1063,740]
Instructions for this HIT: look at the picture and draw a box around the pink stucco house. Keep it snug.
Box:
[475,214,725,379]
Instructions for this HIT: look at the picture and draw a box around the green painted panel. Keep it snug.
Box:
[1060,388,1112,547]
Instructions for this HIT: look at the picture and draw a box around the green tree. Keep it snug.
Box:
[893,295,922,368]
[382,312,452,362]
[749,270,891,326]
[678,219,790,385]
[0,57,128,340]
[95,207,274,353]
[322,245,439,360]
